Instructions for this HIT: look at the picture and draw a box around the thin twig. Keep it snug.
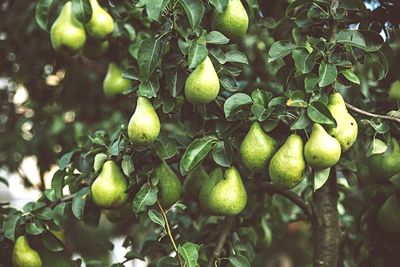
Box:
[345,102,400,124]
[157,200,184,267]
[48,194,75,208]
[206,216,235,267]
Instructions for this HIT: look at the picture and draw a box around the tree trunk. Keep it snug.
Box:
[312,168,340,267]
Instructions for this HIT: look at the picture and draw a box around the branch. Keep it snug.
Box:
[345,102,400,124]
[48,194,75,208]
[206,216,234,267]
[157,200,184,267]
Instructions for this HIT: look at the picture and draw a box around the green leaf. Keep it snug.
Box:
[125,250,146,261]
[72,187,90,220]
[153,137,178,160]
[145,0,170,21]
[178,0,204,30]
[318,62,337,87]
[360,30,384,52]
[251,105,274,121]
[209,0,229,13]
[132,183,158,214]
[0,176,8,187]
[58,150,77,170]
[148,209,165,228]
[71,0,92,24]
[138,38,164,81]
[336,29,366,50]
[180,136,218,175]
[211,140,233,167]
[314,168,331,191]
[251,89,273,106]
[292,48,316,74]
[307,101,336,126]
[366,138,387,157]
[342,69,360,84]
[35,0,54,31]
[2,213,21,241]
[228,255,251,267]
[121,156,135,176]
[268,41,297,62]
[206,31,229,44]
[43,231,65,252]
[224,93,252,120]
[157,256,179,267]
[291,110,311,130]
[188,42,208,69]
[166,69,185,97]
[139,77,160,98]
[26,221,46,235]
[53,202,67,227]
[178,242,200,267]
[94,153,107,172]
[225,50,249,64]
[304,74,319,92]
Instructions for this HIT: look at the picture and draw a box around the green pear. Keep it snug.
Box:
[199,166,247,216]
[388,80,400,101]
[12,236,42,267]
[269,134,306,189]
[184,56,220,104]
[85,0,114,39]
[154,162,182,208]
[183,165,209,200]
[369,137,400,181]
[91,160,128,209]
[377,195,400,234]
[50,2,86,55]
[83,39,109,58]
[103,63,132,96]
[240,122,278,172]
[211,0,249,41]
[304,124,341,169]
[104,203,133,223]
[326,93,358,152]
[128,97,160,146]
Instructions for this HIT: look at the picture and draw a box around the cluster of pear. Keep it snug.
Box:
[50,0,113,56]
[240,92,358,189]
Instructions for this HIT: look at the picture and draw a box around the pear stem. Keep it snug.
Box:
[345,102,400,124]
[206,216,235,267]
[156,200,184,267]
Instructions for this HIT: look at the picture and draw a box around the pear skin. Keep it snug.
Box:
[369,137,400,181]
[377,195,400,234]
[85,0,114,40]
[103,63,132,96]
[326,93,358,152]
[12,236,42,267]
[91,160,128,209]
[50,2,86,55]
[269,134,306,189]
[183,165,209,200]
[240,122,278,172]
[212,0,249,41]
[155,162,182,208]
[389,80,400,101]
[199,166,247,215]
[128,97,160,146]
[184,56,220,104]
[304,124,341,169]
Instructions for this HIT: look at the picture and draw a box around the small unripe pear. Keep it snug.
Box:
[154,162,182,208]
[377,195,400,234]
[369,137,400,181]
[103,63,132,96]
[388,80,400,101]
[85,0,114,40]
[183,165,209,200]
[12,236,42,267]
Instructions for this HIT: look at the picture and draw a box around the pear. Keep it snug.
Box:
[304,124,341,169]
[269,134,306,189]
[369,137,400,181]
[50,2,86,55]
[85,0,114,40]
[199,166,247,216]
[388,80,400,101]
[240,122,278,172]
[104,203,133,223]
[12,236,42,267]
[377,195,400,234]
[103,63,132,96]
[184,56,220,104]
[182,165,209,200]
[211,0,249,41]
[128,97,160,146]
[154,162,182,208]
[83,39,109,58]
[326,93,358,152]
[91,160,128,209]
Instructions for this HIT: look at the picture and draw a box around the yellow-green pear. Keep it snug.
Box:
[326,93,358,152]
[154,162,182,208]
[85,0,114,39]
[83,39,109,58]
[304,124,341,169]
[389,80,400,101]
[269,134,306,189]
[128,97,160,146]
[12,236,42,267]
[240,122,278,172]
[50,2,86,55]
[183,165,209,200]
[91,160,128,209]
[184,56,220,104]
[369,137,400,181]
[199,166,247,216]
[211,0,249,41]
[103,63,132,96]
[377,195,400,234]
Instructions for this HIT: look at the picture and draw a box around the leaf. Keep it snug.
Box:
[251,89,273,106]
[211,140,233,167]
[188,42,208,69]
[71,0,92,24]
[121,156,135,176]
[148,209,165,228]
[292,48,316,74]
[145,0,170,21]
[138,38,164,81]
[251,105,274,121]
[314,168,331,191]
[291,110,311,130]
[157,256,179,267]
[224,93,252,119]
[166,69,185,97]
[206,31,229,44]
[26,221,45,235]
[268,41,297,62]
[153,137,178,160]
[342,69,360,84]
[53,202,67,227]
[2,213,21,241]
[94,153,107,172]
[139,77,160,98]
[307,101,336,126]
[178,0,204,30]
[318,62,337,87]
[360,30,384,52]
[228,255,251,267]
[180,136,218,175]
[336,29,366,50]
[58,150,77,170]
[72,187,90,220]
[225,50,249,64]
[132,183,158,214]
[304,74,319,92]
[0,176,8,187]
[209,0,229,12]
[178,242,200,267]
[366,138,387,157]
[125,250,145,261]
[43,231,65,252]
[35,0,54,31]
